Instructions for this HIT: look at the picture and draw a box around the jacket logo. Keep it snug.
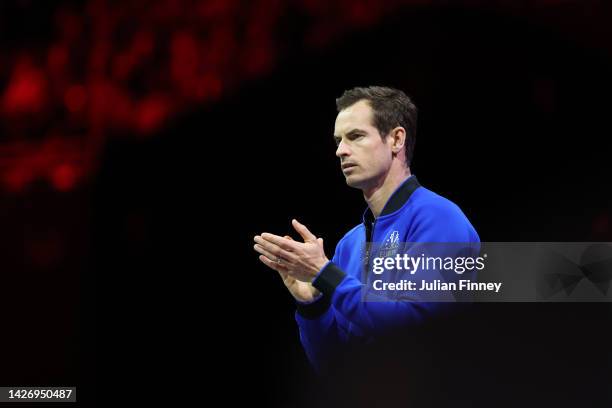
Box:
[379,230,400,258]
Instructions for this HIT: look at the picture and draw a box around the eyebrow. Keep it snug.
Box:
[333,129,367,140]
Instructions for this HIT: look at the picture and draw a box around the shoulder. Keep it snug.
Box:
[405,187,479,242]
[329,223,364,262]
[337,223,364,247]
[409,187,466,220]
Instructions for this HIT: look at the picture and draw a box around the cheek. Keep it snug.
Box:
[371,144,390,161]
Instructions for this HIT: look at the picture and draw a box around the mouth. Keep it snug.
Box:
[341,163,357,171]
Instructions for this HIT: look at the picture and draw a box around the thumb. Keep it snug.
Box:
[276,268,289,280]
[292,218,317,242]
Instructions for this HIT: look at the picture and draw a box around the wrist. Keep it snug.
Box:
[313,257,329,275]
[296,288,322,304]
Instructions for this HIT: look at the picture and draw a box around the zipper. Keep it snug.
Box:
[351,218,377,338]
[364,218,377,281]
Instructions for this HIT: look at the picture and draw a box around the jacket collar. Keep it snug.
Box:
[362,175,421,224]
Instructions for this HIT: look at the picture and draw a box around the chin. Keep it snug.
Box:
[345,175,368,189]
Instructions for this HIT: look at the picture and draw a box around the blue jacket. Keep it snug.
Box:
[295,175,480,371]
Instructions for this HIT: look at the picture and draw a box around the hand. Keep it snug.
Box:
[255,234,321,302]
[254,219,329,281]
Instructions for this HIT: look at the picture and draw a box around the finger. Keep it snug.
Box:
[292,219,317,242]
[254,243,281,263]
[254,237,293,277]
[254,236,288,259]
[258,254,290,276]
[259,233,299,252]
[258,254,280,271]
[254,240,298,265]
[268,239,293,281]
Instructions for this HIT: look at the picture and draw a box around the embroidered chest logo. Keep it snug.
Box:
[379,230,400,258]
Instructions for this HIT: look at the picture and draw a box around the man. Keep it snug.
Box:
[253,86,479,371]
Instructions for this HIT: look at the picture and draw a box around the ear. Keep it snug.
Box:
[390,127,406,154]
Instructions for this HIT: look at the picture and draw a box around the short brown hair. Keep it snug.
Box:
[336,86,417,166]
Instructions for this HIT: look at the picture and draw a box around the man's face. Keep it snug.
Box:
[334,100,392,190]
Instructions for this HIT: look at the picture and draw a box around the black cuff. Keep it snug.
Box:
[296,295,331,319]
[312,262,347,297]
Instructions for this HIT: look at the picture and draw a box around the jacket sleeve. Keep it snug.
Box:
[294,246,344,373]
[312,200,480,336]
[294,297,340,373]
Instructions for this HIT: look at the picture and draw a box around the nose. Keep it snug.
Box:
[336,139,350,158]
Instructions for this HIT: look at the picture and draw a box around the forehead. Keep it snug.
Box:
[334,99,376,135]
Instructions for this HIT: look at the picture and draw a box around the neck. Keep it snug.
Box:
[363,164,411,218]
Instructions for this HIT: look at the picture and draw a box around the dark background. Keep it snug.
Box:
[1,1,611,406]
